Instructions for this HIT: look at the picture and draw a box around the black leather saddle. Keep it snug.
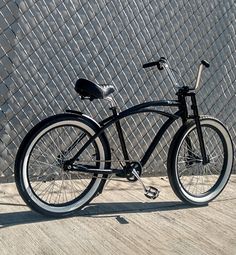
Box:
[75,78,115,100]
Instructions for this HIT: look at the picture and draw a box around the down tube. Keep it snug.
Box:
[140,116,178,167]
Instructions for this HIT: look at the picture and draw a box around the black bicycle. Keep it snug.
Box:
[15,57,234,217]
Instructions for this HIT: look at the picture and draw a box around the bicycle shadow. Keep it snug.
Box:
[0,200,199,229]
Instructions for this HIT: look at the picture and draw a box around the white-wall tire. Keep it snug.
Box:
[15,113,110,217]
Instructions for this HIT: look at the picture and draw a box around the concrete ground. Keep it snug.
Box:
[0,175,236,255]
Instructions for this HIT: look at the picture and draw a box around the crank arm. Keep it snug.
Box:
[132,169,160,199]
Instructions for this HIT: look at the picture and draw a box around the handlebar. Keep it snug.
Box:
[143,57,210,90]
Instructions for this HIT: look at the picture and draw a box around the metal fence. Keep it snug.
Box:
[0,0,235,182]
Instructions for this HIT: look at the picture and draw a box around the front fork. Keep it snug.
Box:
[179,90,208,165]
[190,93,209,165]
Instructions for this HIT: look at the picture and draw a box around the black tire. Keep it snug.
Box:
[15,113,111,217]
[167,116,234,205]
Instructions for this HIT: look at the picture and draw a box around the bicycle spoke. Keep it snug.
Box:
[25,122,101,206]
[176,123,226,197]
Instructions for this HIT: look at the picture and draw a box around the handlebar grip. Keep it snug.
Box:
[201,60,210,68]
[143,61,159,69]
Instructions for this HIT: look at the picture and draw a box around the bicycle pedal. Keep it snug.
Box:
[145,186,160,199]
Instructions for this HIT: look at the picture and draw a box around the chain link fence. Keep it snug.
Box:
[0,0,235,182]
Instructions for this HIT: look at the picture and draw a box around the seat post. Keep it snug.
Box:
[106,96,117,109]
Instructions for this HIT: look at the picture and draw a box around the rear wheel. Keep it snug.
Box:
[15,114,110,217]
[167,116,233,205]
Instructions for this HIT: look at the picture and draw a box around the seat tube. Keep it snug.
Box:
[110,107,130,165]
[190,93,208,164]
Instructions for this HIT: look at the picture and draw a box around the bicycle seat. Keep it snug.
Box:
[75,78,115,100]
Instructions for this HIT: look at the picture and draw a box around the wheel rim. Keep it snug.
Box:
[175,120,233,202]
[22,120,105,213]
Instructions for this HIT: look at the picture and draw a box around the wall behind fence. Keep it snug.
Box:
[0,0,235,182]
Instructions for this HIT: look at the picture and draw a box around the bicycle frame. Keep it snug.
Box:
[65,87,208,175]
[99,100,181,168]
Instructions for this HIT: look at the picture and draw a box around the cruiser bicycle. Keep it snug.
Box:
[15,57,234,217]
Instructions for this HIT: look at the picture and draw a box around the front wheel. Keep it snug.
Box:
[167,116,234,205]
[15,113,111,217]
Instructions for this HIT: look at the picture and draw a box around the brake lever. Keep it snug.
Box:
[157,57,166,70]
